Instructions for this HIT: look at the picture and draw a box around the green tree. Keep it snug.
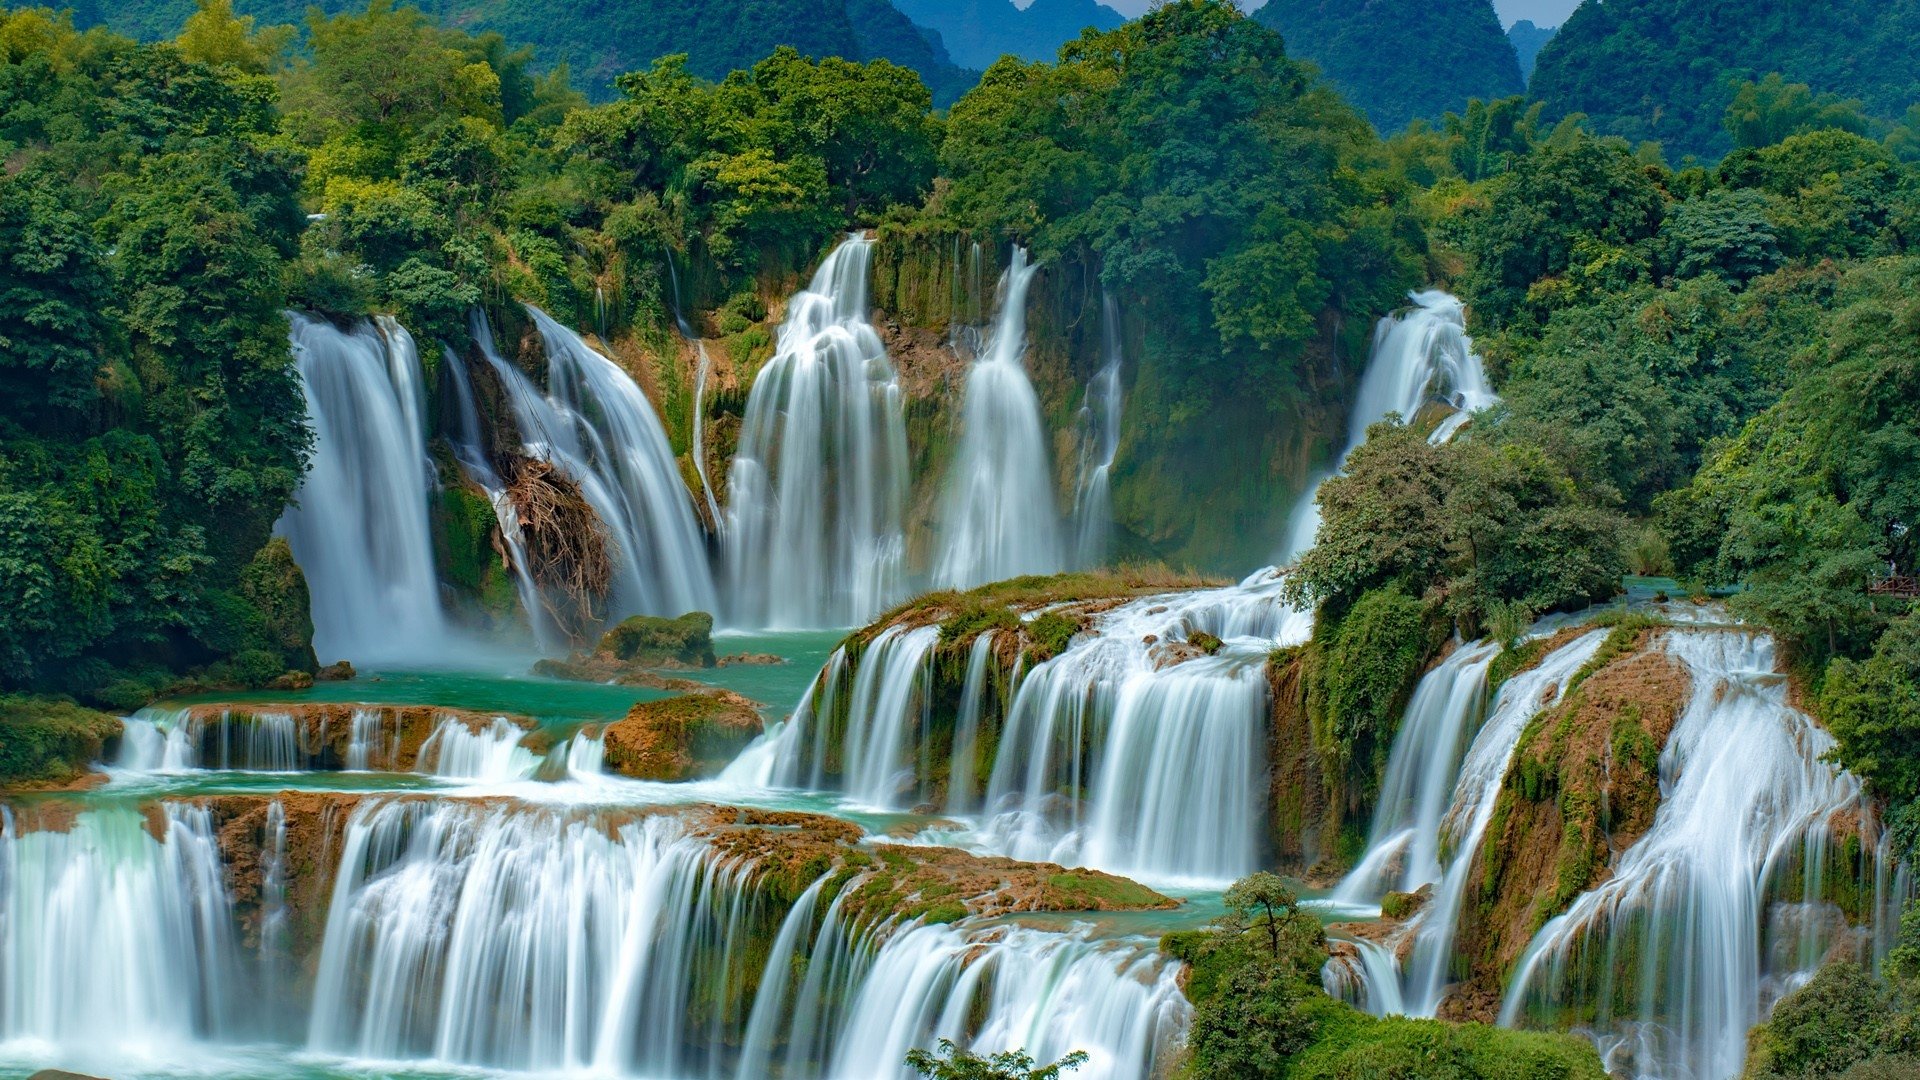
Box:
[1819,613,1920,804]
[1661,260,1920,660]
[743,47,939,216]
[1219,872,1326,970]
[1724,74,1870,151]
[1662,188,1784,282]
[1188,961,1319,1077]
[302,0,499,131]
[1288,421,1626,631]
[0,171,112,423]
[176,0,292,75]
[1458,133,1668,331]
[904,1041,1087,1080]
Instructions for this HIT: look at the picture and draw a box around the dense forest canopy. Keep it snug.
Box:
[68,0,978,103]
[1528,0,1920,161]
[1252,0,1524,133]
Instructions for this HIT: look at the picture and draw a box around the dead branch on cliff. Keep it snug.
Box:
[504,456,612,641]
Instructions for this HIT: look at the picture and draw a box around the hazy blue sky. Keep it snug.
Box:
[1092,0,1585,29]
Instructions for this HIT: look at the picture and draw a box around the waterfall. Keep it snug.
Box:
[824,923,1188,1080]
[563,727,607,778]
[258,800,294,1038]
[1499,632,1885,1080]
[345,707,397,771]
[480,308,717,620]
[1076,653,1268,882]
[756,573,1300,884]
[946,630,1001,814]
[1331,641,1501,904]
[115,708,303,773]
[277,314,448,665]
[443,347,557,648]
[1281,290,1500,561]
[301,798,1182,1079]
[0,805,238,1051]
[1071,294,1124,568]
[693,343,723,529]
[935,247,1065,589]
[726,236,910,628]
[415,715,539,781]
[668,254,726,534]
[1350,291,1498,449]
[1323,938,1408,1017]
[1395,629,1605,1016]
[782,625,940,806]
[307,800,755,1073]
[975,578,1295,885]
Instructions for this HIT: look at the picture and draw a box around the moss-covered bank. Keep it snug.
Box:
[0,695,121,786]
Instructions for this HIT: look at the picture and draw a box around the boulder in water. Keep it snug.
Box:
[717,652,784,666]
[596,611,716,668]
[317,660,356,681]
[601,691,763,781]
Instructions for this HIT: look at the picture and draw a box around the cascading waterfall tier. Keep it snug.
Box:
[299,798,1184,1079]
[1498,631,1894,1080]
[1331,640,1500,904]
[480,308,718,621]
[1281,289,1499,560]
[1349,290,1498,449]
[0,805,238,1053]
[726,236,911,628]
[1325,629,1607,1016]
[117,707,305,773]
[414,715,540,781]
[752,571,1307,885]
[308,800,756,1073]
[277,314,448,665]
[934,247,1065,589]
[113,705,536,778]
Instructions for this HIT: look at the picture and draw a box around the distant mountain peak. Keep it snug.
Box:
[1253,0,1524,132]
[894,0,1125,70]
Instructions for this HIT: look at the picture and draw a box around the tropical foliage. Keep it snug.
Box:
[1527,0,1920,161]
[73,0,977,102]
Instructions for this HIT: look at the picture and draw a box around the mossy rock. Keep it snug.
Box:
[596,611,716,668]
[238,537,318,672]
[0,695,121,786]
[601,691,762,781]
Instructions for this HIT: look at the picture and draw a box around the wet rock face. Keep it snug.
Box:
[600,691,765,782]
[1447,627,1690,1014]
